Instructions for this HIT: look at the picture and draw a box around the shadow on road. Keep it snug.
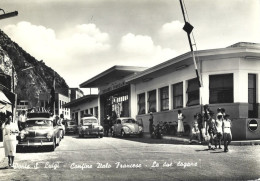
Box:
[16,146,54,153]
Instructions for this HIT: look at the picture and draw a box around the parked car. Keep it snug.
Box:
[78,115,104,138]
[65,120,77,134]
[17,112,61,151]
[111,117,143,137]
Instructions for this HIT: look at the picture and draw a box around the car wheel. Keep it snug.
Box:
[121,130,126,138]
[111,130,115,137]
[49,138,56,151]
[139,133,143,138]
[100,134,103,138]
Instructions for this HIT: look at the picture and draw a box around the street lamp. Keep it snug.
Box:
[0,9,18,20]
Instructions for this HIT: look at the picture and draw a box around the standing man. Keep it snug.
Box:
[205,111,216,150]
[223,114,232,152]
[149,112,154,136]
[177,110,184,136]
[104,115,110,137]
[18,110,26,131]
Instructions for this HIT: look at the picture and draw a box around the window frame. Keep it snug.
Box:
[138,93,146,115]
[148,90,156,113]
[160,86,169,111]
[172,82,183,109]
[209,74,233,104]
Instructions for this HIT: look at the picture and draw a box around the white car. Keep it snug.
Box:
[111,117,143,137]
[78,116,104,138]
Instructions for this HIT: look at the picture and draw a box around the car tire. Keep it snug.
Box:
[49,139,56,151]
[100,135,103,138]
[121,130,126,138]
[112,130,115,137]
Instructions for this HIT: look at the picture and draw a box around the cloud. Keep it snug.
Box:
[3,22,111,87]
[119,33,177,66]
[159,20,184,38]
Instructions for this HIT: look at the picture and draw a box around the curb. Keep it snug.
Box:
[162,136,260,146]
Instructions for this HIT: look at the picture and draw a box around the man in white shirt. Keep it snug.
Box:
[223,114,232,152]
[18,111,26,131]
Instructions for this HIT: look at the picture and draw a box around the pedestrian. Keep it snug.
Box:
[3,115,19,169]
[216,108,223,120]
[18,110,26,131]
[149,112,154,136]
[104,115,110,137]
[214,113,223,149]
[205,111,216,150]
[223,114,232,152]
[177,110,184,136]
[189,118,201,144]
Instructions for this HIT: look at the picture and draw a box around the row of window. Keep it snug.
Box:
[138,74,234,115]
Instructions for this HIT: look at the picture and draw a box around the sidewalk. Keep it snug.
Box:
[144,133,260,146]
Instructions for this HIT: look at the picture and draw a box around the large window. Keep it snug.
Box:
[148,90,156,113]
[187,78,200,106]
[138,93,145,115]
[209,74,233,104]
[160,86,169,111]
[248,74,257,118]
[173,82,183,109]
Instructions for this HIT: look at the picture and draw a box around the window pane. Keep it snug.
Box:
[173,82,183,108]
[209,74,233,104]
[187,79,199,106]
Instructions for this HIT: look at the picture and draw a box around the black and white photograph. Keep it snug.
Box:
[0,0,260,180]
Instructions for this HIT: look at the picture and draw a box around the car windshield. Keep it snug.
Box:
[122,119,136,124]
[82,119,97,125]
[26,120,52,127]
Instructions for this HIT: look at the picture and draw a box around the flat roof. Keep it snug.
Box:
[63,94,98,108]
[125,42,260,84]
[79,65,147,88]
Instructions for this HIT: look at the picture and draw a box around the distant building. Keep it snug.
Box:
[63,94,98,125]
[70,88,84,101]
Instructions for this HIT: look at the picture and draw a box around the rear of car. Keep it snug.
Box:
[66,121,77,134]
[78,116,104,138]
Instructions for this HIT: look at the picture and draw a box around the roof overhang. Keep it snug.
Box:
[79,66,147,88]
[125,44,260,84]
[64,94,98,108]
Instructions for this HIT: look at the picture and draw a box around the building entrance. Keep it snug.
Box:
[102,87,129,120]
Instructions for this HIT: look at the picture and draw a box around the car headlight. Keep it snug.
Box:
[123,127,130,133]
[99,126,103,130]
[139,126,143,132]
[47,132,53,139]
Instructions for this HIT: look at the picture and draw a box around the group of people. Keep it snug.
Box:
[189,106,232,152]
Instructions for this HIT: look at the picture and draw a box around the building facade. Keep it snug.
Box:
[64,95,98,125]
[79,42,260,140]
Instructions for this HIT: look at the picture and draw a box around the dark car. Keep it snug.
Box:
[65,120,77,134]
[17,112,61,151]
[78,116,104,138]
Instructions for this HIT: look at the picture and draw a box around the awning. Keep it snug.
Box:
[0,91,11,104]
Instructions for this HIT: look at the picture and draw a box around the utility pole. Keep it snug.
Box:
[179,0,201,87]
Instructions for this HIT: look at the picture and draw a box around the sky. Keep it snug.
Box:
[1,0,260,94]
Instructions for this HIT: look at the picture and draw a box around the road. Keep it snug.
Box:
[0,135,260,181]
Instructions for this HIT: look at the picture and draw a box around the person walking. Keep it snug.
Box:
[223,114,232,152]
[177,110,184,136]
[205,111,216,150]
[215,114,223,149]
[3,115,19,169]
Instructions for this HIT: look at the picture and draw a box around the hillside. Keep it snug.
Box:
[0,29,68,106]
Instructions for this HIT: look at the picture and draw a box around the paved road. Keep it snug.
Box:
[0,135,260,181]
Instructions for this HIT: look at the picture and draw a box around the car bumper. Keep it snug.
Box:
[18,138,54,147]
[125,131,143,135]
[80,130,103,136]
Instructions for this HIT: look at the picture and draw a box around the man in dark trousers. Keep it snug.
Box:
[103,115,110,137]
[149,113,154,136]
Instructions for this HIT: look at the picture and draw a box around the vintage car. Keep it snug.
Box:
[111,117,143,137]
[78,115,103,138]
[65,120,77,134]
[17,112,61,151]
